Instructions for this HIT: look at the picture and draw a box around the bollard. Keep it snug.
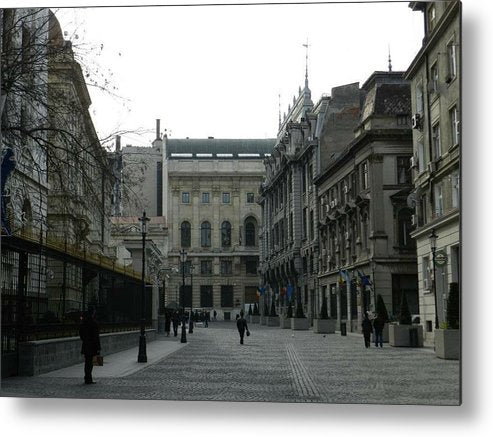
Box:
[340,322,347,336]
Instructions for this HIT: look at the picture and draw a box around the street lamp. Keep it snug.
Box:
[180,249,187,343]
[189,264,195,334]
[429,229,439,330]
[138,211,150,363]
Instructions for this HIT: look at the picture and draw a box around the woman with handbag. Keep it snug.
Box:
[236,311,250,345]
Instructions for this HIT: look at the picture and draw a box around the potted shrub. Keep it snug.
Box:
[371,294,390,343]
[266,298,280,327]
[313,297,336,334]
[389,292,423,347]
[435,282,460,360]
[251,302,260,324]
[280,301,293,328]
[292,298,309,331]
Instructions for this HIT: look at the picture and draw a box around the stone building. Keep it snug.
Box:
[164,136,274,320]
[405,1,460,344]
[316,71,418,333]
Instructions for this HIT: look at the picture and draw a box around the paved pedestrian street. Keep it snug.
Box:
[0,322,460,405]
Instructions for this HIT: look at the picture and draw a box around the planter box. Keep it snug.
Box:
[371,323,390,343]
[266,316,280,327]
[389,324,423,347]
[313,318,336,334]
[435,329,460,360]
[291,317,310,331]
[280,317,291,329]
[251,315,260,324]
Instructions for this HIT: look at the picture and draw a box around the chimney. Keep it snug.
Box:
[156,119,161,140]
[115,135,121,151]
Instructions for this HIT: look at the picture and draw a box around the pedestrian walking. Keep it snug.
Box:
[164,310,171,337]
[236,311,249,345]
[362,312,373,348]
[204,311,209,327]
[79,308,101,384]
[172,311,180,337]
[373,313,385,348]
[213,310,217,321]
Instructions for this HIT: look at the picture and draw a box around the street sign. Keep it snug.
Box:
[435,250,448,266]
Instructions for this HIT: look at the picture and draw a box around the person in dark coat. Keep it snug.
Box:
[236,311,249,345]
[164,310,171,337]
[373,313,385,348]
[361,312,373,348]
[204,311,210,328]
[172,311,180,337]
[79,308,101,384]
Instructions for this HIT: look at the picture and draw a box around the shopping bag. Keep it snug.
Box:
[92,355,104,366]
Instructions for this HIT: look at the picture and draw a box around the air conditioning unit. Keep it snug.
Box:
[412,113,422,130]
[428,161,436,173]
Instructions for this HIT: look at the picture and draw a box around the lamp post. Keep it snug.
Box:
[189,264,195,333]
[180,249,187,343]
[138,211,150,363]
[429,229,439,330]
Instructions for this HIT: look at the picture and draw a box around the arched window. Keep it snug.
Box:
[244,217,257,247]
[221,221,231,247]
[201,221,211,247]
[181,221,191,248]
[398,208,415,248]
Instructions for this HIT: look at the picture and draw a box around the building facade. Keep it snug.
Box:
[405,1,460,344]
[316,71,418,333]
[164,137,274,320]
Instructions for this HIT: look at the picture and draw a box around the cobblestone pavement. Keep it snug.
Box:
[0,322,460,405]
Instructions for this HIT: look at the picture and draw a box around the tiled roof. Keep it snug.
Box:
[166,138,275,158]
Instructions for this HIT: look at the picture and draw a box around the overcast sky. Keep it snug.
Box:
[30,2,424,147]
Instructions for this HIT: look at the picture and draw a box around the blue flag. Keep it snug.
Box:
[287,284,293,300]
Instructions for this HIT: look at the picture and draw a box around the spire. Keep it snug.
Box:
[388,45,392,72]
[278,93,281,129]
[303,38,310,89]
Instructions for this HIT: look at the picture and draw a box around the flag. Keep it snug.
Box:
[357,270,372,287]
[287,284,293,300]
[338,270,350,284]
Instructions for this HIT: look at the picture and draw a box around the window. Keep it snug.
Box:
[350,172,357,196]
[180,221,191,248]
[422,257,431,290]
[302,207,308,238]
[302,165,307,194]
[362,162,369,189]
[418,141,426,173]
[397,115,410,126]
[201,260,212,275]
[309,210,314,240]
[182,192,190,203]
[434,183,444,217]
[451,172,460,209]
[450,106,459,146]
[397,209,414,248]
[221,221,231,247]
[447,41,457,80]
[397,157,412,184]
[202,192,210,203]
[246,192,255,204]
[222,192,230,204]
[430,62,439,94]
[200,285,213,307]
[432,123,441,160]
[201,221,211,247]
[244,217,257,247]
[416,81,424,114]
[221,285,234,307]
[420,194,428,226]
[245,259,258,274]
[220,260,232,275]
[428,4,436,33]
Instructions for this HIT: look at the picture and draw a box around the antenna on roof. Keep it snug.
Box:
[388,44,392,72]
[302,37,310,89]
[278,93,281,129]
